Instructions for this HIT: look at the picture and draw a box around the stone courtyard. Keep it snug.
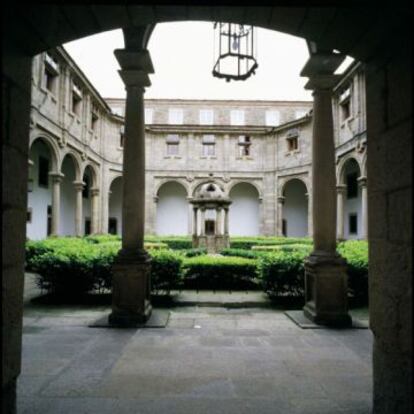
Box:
[18,274,372,414]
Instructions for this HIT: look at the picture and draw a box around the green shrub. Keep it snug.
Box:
[179,248,208,258]
[230,237,312,250]
[252,244,313,253]
[338,240,368,303]
[149,250,183,294]
[85,234,121,244]
[258,250,308,298]
[220,248,266,259]
[183,255,258,290]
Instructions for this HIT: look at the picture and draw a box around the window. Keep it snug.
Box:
[168,109,183,124]
[43,53,59,94]
[287,137,298,151]
[346,172,359,199]
[349,213,358,235]
[205,220,215,235]
[282,219,287,237]
[119,126,125,148]
[38,156,49,188]
[200,109,214,125]
[145,108,153,124]
[71,82,82,116]
[166,134,179,155]
[202,135,215,156]
[83,176,90,199]
[108,218,117,235]
[295,110,308,119]
[266,110,280,126]
[339,87,351,121]
[91,105,99,132]
[27,208,32,223]
[238,135,251,157]
[47,205,52,236]
[230,110,245,126]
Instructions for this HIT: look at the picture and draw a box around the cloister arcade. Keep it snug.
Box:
[3,5,411,414]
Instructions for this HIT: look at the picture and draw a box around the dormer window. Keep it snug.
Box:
[71,82,82,116]
[230,110,245,126]
[43,53,59,94]
[168,109,183,124]
[265,110,280,126]
[238,135,251,156]
[200,109,214,125]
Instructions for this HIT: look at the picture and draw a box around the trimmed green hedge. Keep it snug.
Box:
[220,248,267,259]
[230,237,313,250]
[183,255,259,290]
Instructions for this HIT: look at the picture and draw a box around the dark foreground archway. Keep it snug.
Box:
[2,5,412,413]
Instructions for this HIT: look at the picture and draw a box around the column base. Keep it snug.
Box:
[108,250,152,327]
[303,252,352,328]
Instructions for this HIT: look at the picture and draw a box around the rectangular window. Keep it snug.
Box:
[27,208,32,223]
[282,219,287,237]
[166,134,179,155]
[202,135,215,156]
[108,218,117,235]
[145,108,153,124]
[238,135,251,157]
[43,53,59,95]
[265,110,280,126]
[38,156,49,188]
[168,108,183,124]
[119,126,125,148]
[349,213,358,234]
[346,172,359,199]
[71,82,82,116]
[230,110,245,126]
[91,106,99,132]
[287,137,298,151]
[205,220,215,235]
[199,109,214,125]
[339,87,351,121]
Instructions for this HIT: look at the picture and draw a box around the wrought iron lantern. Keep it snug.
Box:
[212,23,258,82]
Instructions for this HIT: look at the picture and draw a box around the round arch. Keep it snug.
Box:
[156,181,189,236]
[229,182,260,236]
[282,178,308,237]
[190,179,225,198]
[227,180,263,200]
[337,156,362,185]
[108,176,123,235]
[60,151,82,181]
[81,163,99,188]
[155,178,189,198]
[29,135,59,172]
[280,176,309,196]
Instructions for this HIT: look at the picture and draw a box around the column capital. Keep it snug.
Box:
[73,180,85,191]
[90,187,100,197]
[114,49,154,73]
[336,184,347,193]
[357,176,367,187]
[49,172,64,183]
[118,70,151,88]
[277,196,285,204]
[305,75,341,91]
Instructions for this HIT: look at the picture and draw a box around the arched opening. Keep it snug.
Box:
[108,176,123,235]
[27,139,54,240]
[229,182,260,236]
[282,179,308,237]
[60,155,77,236]
[156,181,188,235]
[82,166,94,235]
[342,158,362,239]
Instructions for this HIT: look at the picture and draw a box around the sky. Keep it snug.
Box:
[63,21,348,102]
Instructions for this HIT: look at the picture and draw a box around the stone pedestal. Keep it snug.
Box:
[196,235,229,254]
[303,253,352,327]
[109,252,152,326]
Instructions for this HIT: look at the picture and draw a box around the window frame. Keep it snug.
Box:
[230,110,245,126]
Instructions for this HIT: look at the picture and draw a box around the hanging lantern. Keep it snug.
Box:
[212,23,258,82]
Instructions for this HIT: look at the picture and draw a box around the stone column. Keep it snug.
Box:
[73,181,84,237]
[216,207,222,235]
[301,70,351,327]
[224,207,229,236]
[358,176,368,239]
[90,187,100,234]
[193,207,198,237]
[49,172,63,236]
[108,46,154,326]
[305,193,313,237]
[200,208,206,236]
[277,196,285,237]
[336,185,346,240]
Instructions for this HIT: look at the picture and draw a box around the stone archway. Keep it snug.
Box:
[108,176,123,235]
[156,181,189,236]
[282,178,308,237]
[59,154,78,236]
